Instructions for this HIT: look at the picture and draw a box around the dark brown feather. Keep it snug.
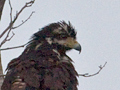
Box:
[1,21,79,90]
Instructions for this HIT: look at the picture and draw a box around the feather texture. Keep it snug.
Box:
[1,21,80,90]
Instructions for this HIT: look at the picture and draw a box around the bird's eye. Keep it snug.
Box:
[54,34,67,39]
[59,35,67,39]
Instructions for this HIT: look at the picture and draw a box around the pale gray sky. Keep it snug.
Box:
[0,0,120,90]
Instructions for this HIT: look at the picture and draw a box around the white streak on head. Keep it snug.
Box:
[63,25,67,31]
[54,39,66,45]
[46,38,52,44]
[58,23,68,33]
[53,27,62,34]
[62,25,68,33]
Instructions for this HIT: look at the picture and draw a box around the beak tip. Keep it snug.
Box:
[73,44,81,53]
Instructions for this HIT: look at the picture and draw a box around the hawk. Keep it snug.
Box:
[1,21,81,90]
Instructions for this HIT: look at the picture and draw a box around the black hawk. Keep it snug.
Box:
[1,21,81,90]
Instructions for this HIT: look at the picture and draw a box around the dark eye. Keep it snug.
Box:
[60,35,67,38]
[54,34,68,39]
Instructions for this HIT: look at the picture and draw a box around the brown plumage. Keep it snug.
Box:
[1,21,81,90]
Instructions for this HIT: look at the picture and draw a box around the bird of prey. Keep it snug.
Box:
[1,21,81,90]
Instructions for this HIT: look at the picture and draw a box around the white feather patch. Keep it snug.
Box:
[53,27,63,34]
[53,49,60,56]
[46,38,52,44]
[54,39,66,45]
[62,25,68,33]
[53,49,61,60]
[60,56,71,63]
[35,43,42,50]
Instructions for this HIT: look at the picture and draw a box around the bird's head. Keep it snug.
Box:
[28,21,81,53]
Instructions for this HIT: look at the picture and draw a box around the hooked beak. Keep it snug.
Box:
[73,42,81,53]
[64,37,81,53]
